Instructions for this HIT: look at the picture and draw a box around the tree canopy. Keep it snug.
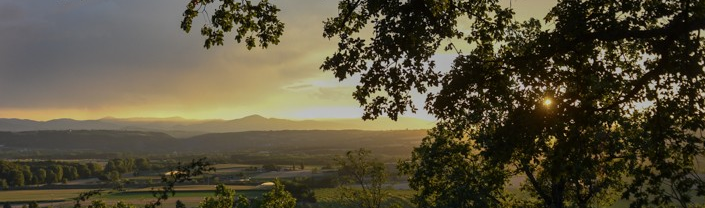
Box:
[182,0,705,207]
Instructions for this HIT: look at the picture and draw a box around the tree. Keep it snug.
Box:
[22,168,33,186]
[27,202,37,208]
[181,0,284,50]
[182,0,705,207]
[259,179,296,208]
[175,200,186,208]
[103,160,117,174]
[3,202,11,208]
[46,170,57,184]
[135,158,151,171]
[234,195,250,208]
[198,184,235,208]
[87,163,103,177]
[399,128,515,207]
[0,179,8,190]
[281,179,317,204]
[87,200,106,208]
[35,168,47,184]
[336,149,391,208]
[261,164,280,172]
[51,165,63,183]
[76,164,92,178]
[10,170,24,187]
[66,166,79,181]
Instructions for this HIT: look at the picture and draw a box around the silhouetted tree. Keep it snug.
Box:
[175,200,186,208]
[181,0,284,50]
[182,0,705,207]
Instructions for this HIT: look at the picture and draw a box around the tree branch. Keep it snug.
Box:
[521,163,552,206]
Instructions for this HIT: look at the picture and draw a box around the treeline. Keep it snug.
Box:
[99,158,160,181]
[0,158,160,188]
[0,160,102,188]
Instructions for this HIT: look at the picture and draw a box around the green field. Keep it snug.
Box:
[0,189,92,202]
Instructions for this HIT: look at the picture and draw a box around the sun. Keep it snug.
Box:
[543,98,553,106]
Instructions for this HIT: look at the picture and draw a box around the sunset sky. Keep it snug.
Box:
[0,0,556,121]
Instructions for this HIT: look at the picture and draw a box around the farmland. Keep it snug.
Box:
[2,159,704,208]
[0,160,412,208]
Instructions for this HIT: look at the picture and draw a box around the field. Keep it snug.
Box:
[1,160,704,208]
[0,186,266,208]
[0,189,92,202]
[314,188,416,208]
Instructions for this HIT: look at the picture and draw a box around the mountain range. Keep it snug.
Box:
[0,115,434,137]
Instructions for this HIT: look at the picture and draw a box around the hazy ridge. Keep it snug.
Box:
[0,114,434,137]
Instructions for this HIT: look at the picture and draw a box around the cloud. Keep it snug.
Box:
[0,0,343,119]
[284,84,314,91]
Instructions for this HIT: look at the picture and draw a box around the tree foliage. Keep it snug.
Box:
[0,160,109,187]
[146,158,216,208]
[175,200,186,208]
[183,0,705,207]
[281,178,317,204]
[198,184,235,208]
[181,0,284,49]
[259,179,296,208]
[336,149,394,208]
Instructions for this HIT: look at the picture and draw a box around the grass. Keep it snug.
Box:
[314,188,416,208]
[0,189,92,202]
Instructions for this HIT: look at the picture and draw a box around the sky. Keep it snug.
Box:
[0,0,556,121]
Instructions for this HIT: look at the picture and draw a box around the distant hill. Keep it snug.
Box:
[0,129,428,155]
[176,129,427,155]
[0,115,434,136]
[0,130,174,152]
[175,114,433,132]
[0,118,121,131]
